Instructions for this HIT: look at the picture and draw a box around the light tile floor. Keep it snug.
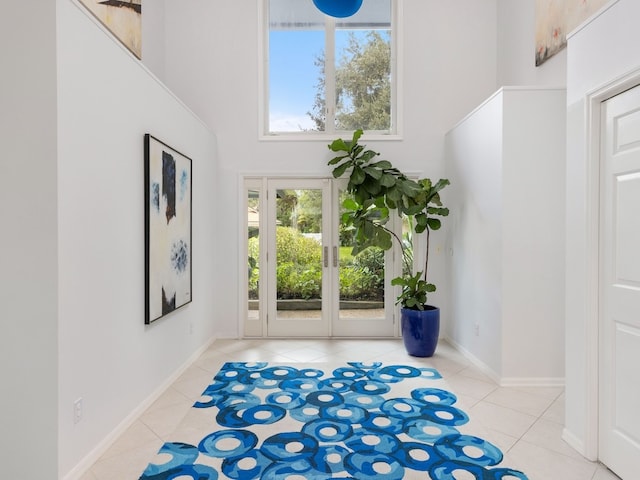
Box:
[80,338,620,480]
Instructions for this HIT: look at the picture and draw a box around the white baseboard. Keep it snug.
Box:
[562,427,597,461]
[500,376,565,387]
[444,335,501,384]
[62,336,217,480]
[444,335,566,388]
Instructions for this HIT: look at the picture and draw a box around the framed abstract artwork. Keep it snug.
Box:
[535,0,609,66]
[78,0,142,59]
[144,134,192,324]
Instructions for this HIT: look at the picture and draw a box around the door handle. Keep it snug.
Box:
[324,246,329,268]
[333,246,338,267]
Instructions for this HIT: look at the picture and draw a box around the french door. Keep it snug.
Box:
[244,177,399,338]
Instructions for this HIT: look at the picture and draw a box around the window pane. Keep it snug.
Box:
[267,0,393,135]
[269,0,324,133]
[275,189,323,320]
[335,28,391,131]
[269,30,323,132]
[247,189,260,321]
[334,0,391,132]
[338,188,385,322]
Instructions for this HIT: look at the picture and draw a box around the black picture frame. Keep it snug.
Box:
[144,134,192,324]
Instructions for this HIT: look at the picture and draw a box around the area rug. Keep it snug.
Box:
[139,362,528,479]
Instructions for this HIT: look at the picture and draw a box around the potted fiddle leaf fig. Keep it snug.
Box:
[391,176,449,356]
[328,129,450,357]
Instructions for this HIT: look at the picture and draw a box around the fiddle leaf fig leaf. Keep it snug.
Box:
[376,230,393,250]
[433,178,451,191]
[332,161,351,178]
[419,178,433,190]
[399,180,422,196]
[328,154,349,165]
[351,166,366,185]
[430,193,443,206]
[405,298,419,309]
[403,204,423,216]
[427,207,449,216]
[363,166,382,180]
[341,214,354,227]
[342,198,359,211]
[427,218,442,230]
[352,144,364,159]
[329,138,349,152]
[374,196,387,209]
[380,173,397,188]
[363,176,382,195]
[371,160,392,169]
[386,186,400,202]
[359,149,379,163]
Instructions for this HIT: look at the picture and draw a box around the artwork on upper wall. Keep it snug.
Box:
[145,134,192,324]
[535,0,609,66]
[78,0,142,59]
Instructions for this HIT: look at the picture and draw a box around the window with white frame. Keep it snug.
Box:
[264,0,396,136]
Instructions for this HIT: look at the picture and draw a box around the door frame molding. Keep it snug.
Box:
[582,68,640,461]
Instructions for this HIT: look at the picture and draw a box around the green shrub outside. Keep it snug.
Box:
[248,226,384,301]
[345,247,384,300]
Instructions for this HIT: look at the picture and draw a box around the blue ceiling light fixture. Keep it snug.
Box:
[312,0,363,18]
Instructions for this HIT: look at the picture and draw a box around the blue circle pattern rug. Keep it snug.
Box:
[139,362,529,479]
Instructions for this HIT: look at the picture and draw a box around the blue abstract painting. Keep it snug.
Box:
[144,134,192,324]
[139,362,528,479]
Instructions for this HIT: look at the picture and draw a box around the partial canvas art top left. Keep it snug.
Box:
[78,0,142,59]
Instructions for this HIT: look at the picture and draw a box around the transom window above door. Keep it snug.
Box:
[262,0,398,137]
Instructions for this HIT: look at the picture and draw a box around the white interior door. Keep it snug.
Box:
[599,84,640,479]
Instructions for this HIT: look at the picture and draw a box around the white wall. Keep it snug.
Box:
[497,0,567,87]
[445,88,566,384]
[57,0,218,476]
[0,2,59,478]
[564,0,640,459]
[145,0,500,338]
[445,93,504,376]
[501,88,566,382]
[142,0,165,79]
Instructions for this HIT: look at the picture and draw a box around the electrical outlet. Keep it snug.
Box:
[474,323,480,336]
[73,398,83,424]
[189,322,194,335]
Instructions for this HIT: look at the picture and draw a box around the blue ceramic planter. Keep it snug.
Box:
[401,306,440,357]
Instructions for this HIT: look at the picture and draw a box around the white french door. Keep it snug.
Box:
[599,84,640,479]
[330,180,397,337]
[266,178,332,337]
[244,177,398,338]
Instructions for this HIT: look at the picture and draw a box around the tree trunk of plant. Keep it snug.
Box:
[423,227,430,282]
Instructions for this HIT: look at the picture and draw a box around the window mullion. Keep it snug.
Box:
[325,17,336,133]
